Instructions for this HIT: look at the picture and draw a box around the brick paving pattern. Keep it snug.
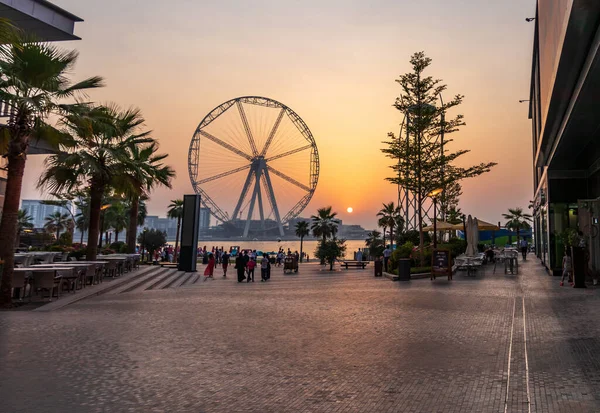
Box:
[1,258,600,412]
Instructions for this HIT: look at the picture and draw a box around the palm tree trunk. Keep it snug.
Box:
[80,230,84,246]
[115,231,119,243]
[56,229,60,241]
[173,217,181,263]
[321,234,326,264]
[382,228,386,248]
[418,194,425,267]
[126,195,139,253]
[300,236,304,263]
[390,225,394,251]
[0,152,27,306]
[87,182,104,261]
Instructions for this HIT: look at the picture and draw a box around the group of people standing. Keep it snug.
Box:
[235,250,272,283]
[202,249,272,283]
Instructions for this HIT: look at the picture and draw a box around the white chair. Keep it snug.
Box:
[11,271,28,300]
[31,271,61,300]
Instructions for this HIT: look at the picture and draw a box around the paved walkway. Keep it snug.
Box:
[1,257,600,412]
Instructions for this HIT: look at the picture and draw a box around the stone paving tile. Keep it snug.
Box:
[1,259,600,412]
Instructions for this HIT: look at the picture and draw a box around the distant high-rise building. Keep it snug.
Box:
[199,207,211,231]
[21,199,72,229]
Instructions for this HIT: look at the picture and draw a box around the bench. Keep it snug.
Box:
[340,261,369,269]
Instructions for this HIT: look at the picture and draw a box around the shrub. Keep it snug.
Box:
[101,248,116,255]
[48,245,65,252]
[397,230,430,246]
[110,241,125,252]
[389,241,414,271]
[69,248,87,260]
[57,231,73,246]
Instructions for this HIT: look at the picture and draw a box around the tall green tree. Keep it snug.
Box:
[117,131,174,253]
[0,41,103,306]
[44,211,70,240]
[377,202,402,249]
[295,220,310,263]
[311,207,340,264]
[167,199,184,263]
[38,105,152,261]
[105,200,128,243]
[378,216,388,248]
[365,230,384,260]
[316,238,347,271]
[503,207,532,242]
[16,209,33,246]
[382,52,496,265]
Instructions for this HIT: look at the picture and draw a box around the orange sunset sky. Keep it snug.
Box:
[20,0,536,229]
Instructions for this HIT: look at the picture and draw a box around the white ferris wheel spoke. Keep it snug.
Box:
[266,165,310,192]
[199,130,253,161]
[265,144,312,162]
[260,107,285,157]
[196,164,252,185]
[236,101,259,157]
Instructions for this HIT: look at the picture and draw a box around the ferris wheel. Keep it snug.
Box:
[188,96,319,237]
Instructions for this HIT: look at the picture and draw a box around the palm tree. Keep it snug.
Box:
[0,41,103,306]
[377,216,387,248]
[114,121,174,254]
[16,209,33,246]
[377,202,401,249]
[44,211,70,240]
[502,207,533,242]
[295,220,310,263]
[365,229,384,260]
[311,207,340,264]
[105,200,128,243]
[167,199,184,263]
[38,105,151,261]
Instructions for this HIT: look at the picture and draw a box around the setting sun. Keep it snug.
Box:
[347,207,353,213]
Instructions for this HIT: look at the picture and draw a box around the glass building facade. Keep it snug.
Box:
[529,0,600,275]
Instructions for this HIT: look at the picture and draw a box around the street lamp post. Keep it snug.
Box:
[428,188,443,249]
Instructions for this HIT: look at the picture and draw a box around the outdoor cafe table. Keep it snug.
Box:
[13,266,75,299]
[29,264,82,290]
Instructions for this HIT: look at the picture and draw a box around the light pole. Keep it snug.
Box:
[428,188,443,249]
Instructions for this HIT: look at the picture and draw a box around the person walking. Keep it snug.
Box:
[247,258,256,282]
[222,251,230,277]
[356,248,363,262]
[235,253,246,283]
[261,256,269,282]
[520,238,528,260]
[204,253,215,281]
[560,248,573,287]
[383,246,392,272]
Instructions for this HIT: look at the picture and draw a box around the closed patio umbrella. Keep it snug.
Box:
[465,215,477,256]
[472,217,480,252]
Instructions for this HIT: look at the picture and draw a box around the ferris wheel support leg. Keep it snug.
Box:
[263,167,285,237]
[232,165,256,221]
[256,175,266,231]
[243,175,261,238]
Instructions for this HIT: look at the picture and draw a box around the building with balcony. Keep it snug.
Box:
[0,0,83,216]
[528,1,600,275]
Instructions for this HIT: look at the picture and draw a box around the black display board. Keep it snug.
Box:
[178,195,201,272]
[431,249,452,280]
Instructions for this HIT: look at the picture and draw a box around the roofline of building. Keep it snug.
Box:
[35,0,83,22]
